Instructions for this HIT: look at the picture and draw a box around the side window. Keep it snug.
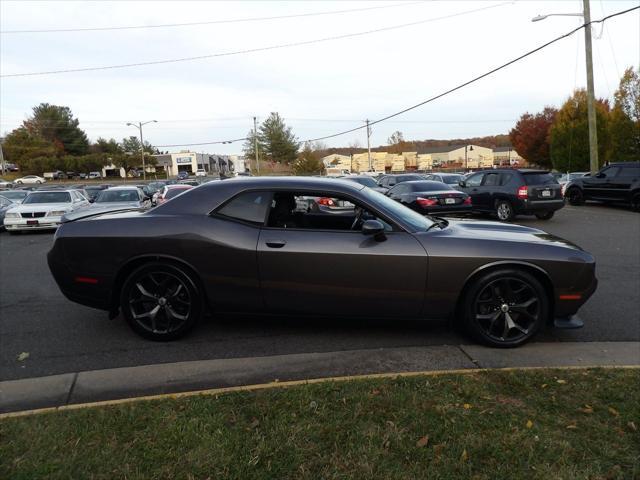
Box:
[424,175,433,181]
[600,167,620,178]
[387,177,397,187]
[483,173,501,187]
[499,173,513,186]
[465,173,484,187]
[379,177,388,187]
[266,191,393,232]
[392,184,407,194]
[618,167,640,177]
[216,191,272,226]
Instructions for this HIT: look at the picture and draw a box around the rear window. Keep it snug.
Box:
[165,187,192,200]
[442,174,463,184]
[523,173,558,186]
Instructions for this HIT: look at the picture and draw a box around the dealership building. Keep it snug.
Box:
[152,151,248,176]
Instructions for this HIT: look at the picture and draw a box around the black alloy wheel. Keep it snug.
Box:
[120,262,202,341]
[534,211,555,220]
[495,200,514,221]
[567,187,584,206]
[463,269,547,347]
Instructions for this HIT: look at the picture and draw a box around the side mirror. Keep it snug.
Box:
[458,180,467,187]
[89,198,95,203]
[362,219,386,241]
[596,172,606,179]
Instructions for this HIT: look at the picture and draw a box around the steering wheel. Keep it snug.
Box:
[351,206,364,230]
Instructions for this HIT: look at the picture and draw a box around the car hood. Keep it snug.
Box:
[10,202,72,213]
[439,219,583,250]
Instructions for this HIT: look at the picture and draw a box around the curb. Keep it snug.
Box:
[3,365,639,420]
[1,342,638,416]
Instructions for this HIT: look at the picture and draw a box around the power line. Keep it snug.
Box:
[150,5,638,148]
[1,1,425,34]
[0,2,513,78]
[302,5,640,144]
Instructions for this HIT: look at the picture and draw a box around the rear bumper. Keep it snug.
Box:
[518,198,565,214]
[421,204,472,215]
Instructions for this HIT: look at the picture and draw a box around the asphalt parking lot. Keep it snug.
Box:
[1,203,638,382]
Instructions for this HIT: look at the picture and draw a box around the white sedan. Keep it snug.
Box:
[3,190,89,233]
[14,175,46,185]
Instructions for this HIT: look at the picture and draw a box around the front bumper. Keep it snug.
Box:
[3,215,63,230]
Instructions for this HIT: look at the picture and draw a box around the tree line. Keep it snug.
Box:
[510,67,639,172]
[2,103,158,174]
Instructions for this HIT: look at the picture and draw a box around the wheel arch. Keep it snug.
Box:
[110,254,209,315]
[454,261,555,325]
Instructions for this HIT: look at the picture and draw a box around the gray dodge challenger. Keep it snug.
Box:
[48,177,597,347]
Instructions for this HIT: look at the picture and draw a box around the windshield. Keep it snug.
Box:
[23,192,71,204]
[1,191,28,201]
[442,174,463,184]
[96,190,140,203]
[345,176,378,188]
[165,187,192,199]
[361,187,435,232]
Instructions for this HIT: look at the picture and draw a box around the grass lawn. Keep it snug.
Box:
[1,368,638,479]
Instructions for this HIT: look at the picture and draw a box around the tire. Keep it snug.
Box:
[120,262,203,341]
[462,269,548,348]
[16,180,22,184]
[567,187,584,206]
[534,211,554,220]
[36,180,42,184]
[495,200,515,221]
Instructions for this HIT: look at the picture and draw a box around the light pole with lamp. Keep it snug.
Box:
[126,120,157,180]
[464,145,474,171]
[532,0,598,174]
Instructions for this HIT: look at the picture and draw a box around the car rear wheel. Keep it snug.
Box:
[462,269,547,348]
[120,262,202,341]
[534,211,554,220]
[495,200,514,221]
[16,180,23,184]
[567,187,584,206]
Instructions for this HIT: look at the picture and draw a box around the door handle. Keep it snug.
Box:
[266,239,287,248]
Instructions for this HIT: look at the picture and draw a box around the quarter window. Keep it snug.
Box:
[618,167,640,177]
[216,191,272,226]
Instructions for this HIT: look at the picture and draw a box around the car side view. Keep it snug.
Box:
[48,177,597,348]
[457,169,564,221]
[564,162,640,210]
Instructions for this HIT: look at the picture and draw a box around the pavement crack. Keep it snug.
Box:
[458,345,482,368]
[65,372,79,405]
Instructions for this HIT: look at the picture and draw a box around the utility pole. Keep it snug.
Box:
[126,120,157,181]
[582,0,599,175]
[366,119,372,172]
[253,116,260,175]
[532,1,598,174]
[0,137,5,176]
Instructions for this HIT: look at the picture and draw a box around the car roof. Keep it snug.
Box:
[26,189,75,194]
[106,186,141,190]
[433,172,463,176]
[609,161,640,167]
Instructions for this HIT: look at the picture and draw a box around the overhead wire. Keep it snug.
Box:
[148,5,639,148]
[0,2,513,78]
[1,1,425,34]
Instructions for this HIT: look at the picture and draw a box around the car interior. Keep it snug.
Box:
[266,192,392,231]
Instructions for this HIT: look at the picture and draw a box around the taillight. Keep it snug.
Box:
[317,197,335,206]
[417,197,438,207]
[463,196,472,205]
[517,186,528,199]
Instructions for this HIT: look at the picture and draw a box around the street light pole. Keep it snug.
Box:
[127,120,157,181]
[253,116,260,175]
[532,0,598,174]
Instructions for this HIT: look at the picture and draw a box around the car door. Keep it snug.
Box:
[257,190,428,317]
[459,172,485,209]
[387,183,408,202]
[478,172,501,209]
[607,166,640,201]
[583,166,619,200]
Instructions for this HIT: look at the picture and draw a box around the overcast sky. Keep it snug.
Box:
[1,0,638,154]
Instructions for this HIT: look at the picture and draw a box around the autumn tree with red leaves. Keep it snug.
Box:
[509,107,557,168]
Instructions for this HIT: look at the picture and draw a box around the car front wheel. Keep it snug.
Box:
[495,200,514,221]
[462,269,547,348]
[567,187,584,205]
[16,180,22,184]
[534,211,554,220]
[120,262,202,341]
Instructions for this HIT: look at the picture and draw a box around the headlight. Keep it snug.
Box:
[4,212,20,219]
[47,210,68,216]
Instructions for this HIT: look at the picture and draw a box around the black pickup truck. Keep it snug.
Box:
[564,162,640,210]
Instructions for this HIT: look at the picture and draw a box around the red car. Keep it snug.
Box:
[155,185,193,205]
